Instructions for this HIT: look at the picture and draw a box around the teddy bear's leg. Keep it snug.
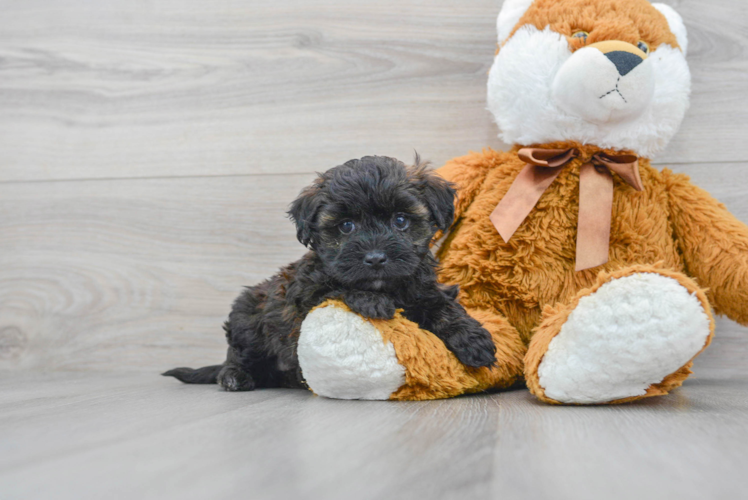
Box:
[525,266,715,405]
[386,305,526,401]
[297,302,406,400]
[297,300,525,401]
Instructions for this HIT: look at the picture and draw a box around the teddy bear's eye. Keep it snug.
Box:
[572,31,589,44]
[637,41,650,54]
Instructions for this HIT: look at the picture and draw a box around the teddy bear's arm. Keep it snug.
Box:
[666,171,748,325]
[435,151,497,224]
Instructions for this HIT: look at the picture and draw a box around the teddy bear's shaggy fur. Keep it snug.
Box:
[295,0,748,404]
[434,144,741,403]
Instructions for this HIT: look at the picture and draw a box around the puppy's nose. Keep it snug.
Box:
[363,251,388,268]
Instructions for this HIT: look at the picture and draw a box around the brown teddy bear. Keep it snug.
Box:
[296,0,748,404]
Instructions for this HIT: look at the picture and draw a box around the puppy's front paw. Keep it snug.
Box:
[445,324,497,368]
[344,291,396,320]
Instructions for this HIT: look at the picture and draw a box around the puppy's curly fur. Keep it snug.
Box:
[164,156,497,391]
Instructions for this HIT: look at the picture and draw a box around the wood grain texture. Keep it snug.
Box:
[0,173,313,371]
[0,0,747,182]
[0,371,746,500]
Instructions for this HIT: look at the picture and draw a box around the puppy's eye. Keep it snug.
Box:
[338,221,355,234]
[392,214,410,231]
[572,31,589,44]
[637,41,649,54]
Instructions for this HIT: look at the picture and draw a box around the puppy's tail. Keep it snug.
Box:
[162,365,222,384]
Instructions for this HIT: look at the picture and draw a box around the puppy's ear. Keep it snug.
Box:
[409,155,456,232]
[288,178,326,248]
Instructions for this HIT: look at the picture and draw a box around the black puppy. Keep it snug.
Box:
[164,156,497,391]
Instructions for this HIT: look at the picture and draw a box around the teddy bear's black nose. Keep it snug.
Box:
[364,251,388,268]
[605,51,643,77]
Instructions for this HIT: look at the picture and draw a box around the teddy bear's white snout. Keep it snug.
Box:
[552,45,655,125]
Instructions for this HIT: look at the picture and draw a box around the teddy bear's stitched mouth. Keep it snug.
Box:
[599,77,628,103]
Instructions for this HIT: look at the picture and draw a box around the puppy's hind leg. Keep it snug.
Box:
[217,364,256,392]
[216,347,256,392]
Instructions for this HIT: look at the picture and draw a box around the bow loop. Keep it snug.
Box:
[517,148,578,168]
[591,152,643,192]
[490,147,643,271]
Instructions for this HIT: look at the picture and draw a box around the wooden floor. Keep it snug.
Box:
[1,366,747,500]
[2,0,748,498]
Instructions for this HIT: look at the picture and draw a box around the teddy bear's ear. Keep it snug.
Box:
[497,0,535,45]
[652,3,688,56]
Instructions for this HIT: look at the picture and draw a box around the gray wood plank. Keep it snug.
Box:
[0,371,746,500]
[0,173,314,371]
[0,0,746,183]
[490,376,748,500]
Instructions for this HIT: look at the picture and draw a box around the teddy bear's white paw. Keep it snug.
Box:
[538,273,711,404]
[298,305,405,400]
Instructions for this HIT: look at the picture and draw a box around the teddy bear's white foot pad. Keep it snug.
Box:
[538,273,711,404]
[298,305,405,400]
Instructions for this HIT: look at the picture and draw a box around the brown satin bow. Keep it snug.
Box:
[490,148,643,271]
